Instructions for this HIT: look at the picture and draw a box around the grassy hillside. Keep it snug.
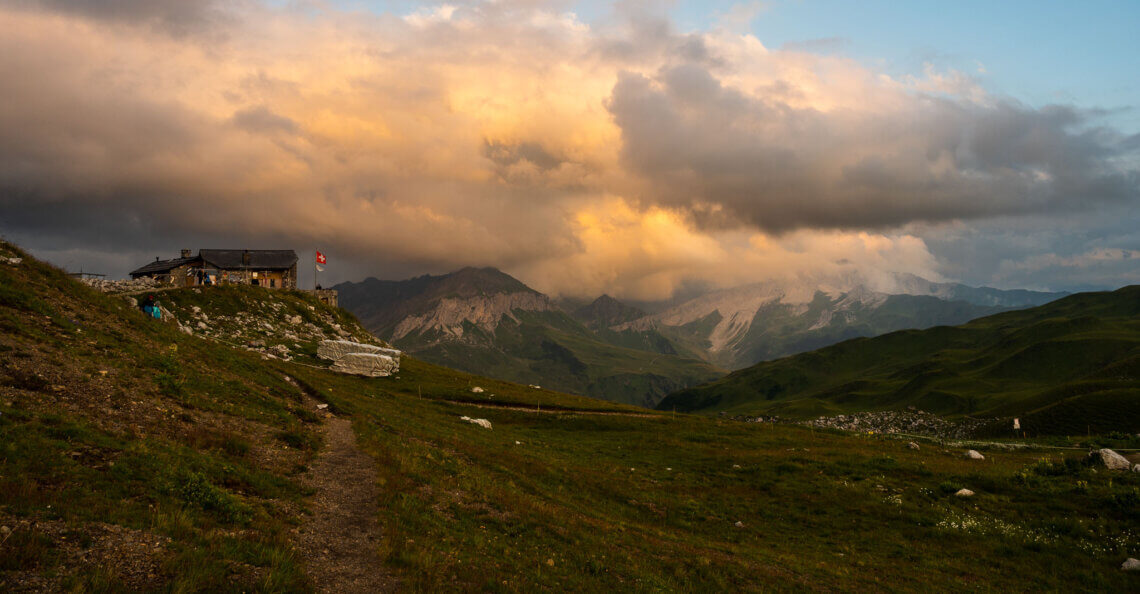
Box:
[406,310,723,408]
[3,242,1140,591]
[658,286,1140,435]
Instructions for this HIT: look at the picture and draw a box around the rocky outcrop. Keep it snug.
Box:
[81,277,162,293]
[392,292,555,342]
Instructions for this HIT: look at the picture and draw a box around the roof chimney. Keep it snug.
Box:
[181,249,193,258]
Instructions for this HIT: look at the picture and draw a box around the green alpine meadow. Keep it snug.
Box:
[3,242,1139,591]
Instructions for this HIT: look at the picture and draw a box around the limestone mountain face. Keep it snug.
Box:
[391,291,556,343]
[614,275,1067,370]
[335,267,547,339]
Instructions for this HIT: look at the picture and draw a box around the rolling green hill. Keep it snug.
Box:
[2,241,1140,591]
[658,286,1140,435]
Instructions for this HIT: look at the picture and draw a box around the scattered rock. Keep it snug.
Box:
[955,489,975,497]
[732,464,741,469]
[797,410,992,438]
[1133,464,1140,473]
[734,521,745,528]
[965,450,985,460]
[907,442,920,450]
[460,416,492,430]
[471,386,484,393]
[288,315,302,324]
[0,525,10,536]
[196,321,208,330]
[1089,448,1131,471]
[1122,558,1140,571]
[316,404,329,410]
[81,277,161,293]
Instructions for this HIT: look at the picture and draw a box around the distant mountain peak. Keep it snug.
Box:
[437,266,536,296]
[573,294,647,329]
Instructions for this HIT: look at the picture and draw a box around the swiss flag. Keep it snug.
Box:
[316,250,327,265]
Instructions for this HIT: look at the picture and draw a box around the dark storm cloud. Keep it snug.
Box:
[17,0,231,35]
[607,64,1140,232]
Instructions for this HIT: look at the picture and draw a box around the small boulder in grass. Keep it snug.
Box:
[955,489,975,498]
[460,416,492,430]
[907,442,920,450]
[471,386,484,394]
[965,450,985,460]
[1122,558,1140,571]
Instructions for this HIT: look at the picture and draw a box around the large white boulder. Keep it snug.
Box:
[318,340,401,362]
[1089,448,1132,471]
[331,353,400,377]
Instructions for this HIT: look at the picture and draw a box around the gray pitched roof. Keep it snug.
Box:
[199,249,298,270]
[129,257,198,276]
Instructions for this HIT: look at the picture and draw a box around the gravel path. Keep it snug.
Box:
[296,415,396,592]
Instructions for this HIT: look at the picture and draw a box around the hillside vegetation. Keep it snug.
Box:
[659,286,1140,435]
[2,242,1139,591]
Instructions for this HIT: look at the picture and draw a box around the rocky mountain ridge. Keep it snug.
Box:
[391,291,556,343]
[612,275,1065,369]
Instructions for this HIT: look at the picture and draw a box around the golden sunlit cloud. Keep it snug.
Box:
[0,1,1135,295]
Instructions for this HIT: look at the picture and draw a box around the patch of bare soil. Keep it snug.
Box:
[295,415,396,592]
[0,515,171,592]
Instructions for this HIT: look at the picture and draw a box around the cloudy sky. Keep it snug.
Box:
[1,0,1137,298]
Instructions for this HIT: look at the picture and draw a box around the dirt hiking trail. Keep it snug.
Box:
[296,415,396,592]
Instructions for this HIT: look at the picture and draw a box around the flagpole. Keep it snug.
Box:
[314,248,317,291]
